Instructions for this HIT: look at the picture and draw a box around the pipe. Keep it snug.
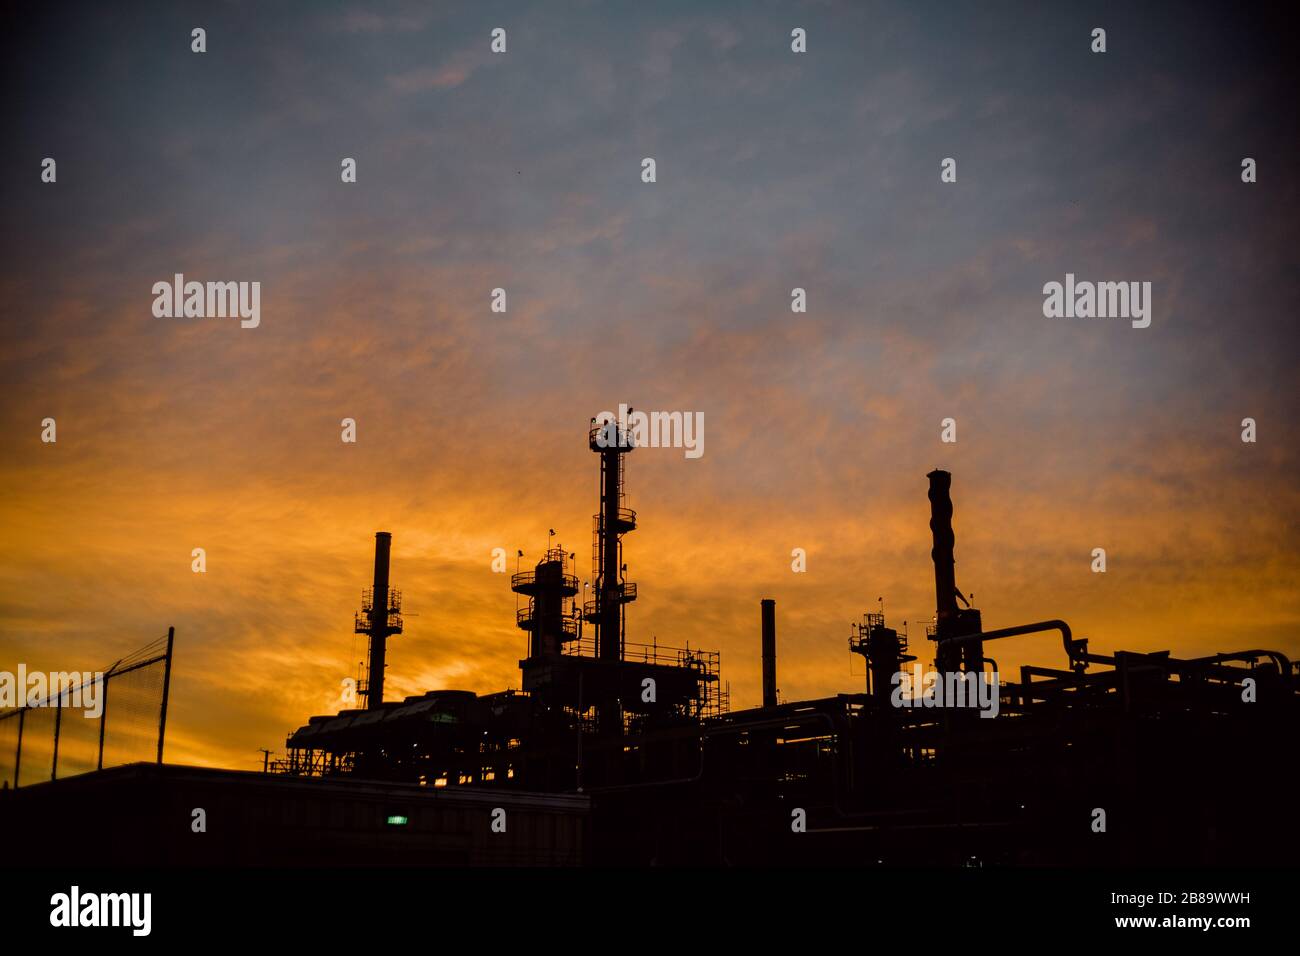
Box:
[1185,649,1292,675]
[938,619,1083,666]
[936,620,1281,682]
[761,599,777,708]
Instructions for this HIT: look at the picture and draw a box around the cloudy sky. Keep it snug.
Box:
[2,0,1297,771]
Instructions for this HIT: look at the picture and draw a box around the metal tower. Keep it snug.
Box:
[585,416,638,733]
[584,418,638,662]
[355,532,402,709]
[513,547,580,660]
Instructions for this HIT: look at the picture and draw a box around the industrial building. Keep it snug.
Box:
[261,417,1298,866]
[4,416,1295,866]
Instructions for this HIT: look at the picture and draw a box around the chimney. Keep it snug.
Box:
[366,532,392,709]
[927,470,959,625]
[761,599,777,708]
[926,471,982,672]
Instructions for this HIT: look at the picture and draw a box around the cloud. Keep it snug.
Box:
[388,48,486,93]
[331,9,432,35]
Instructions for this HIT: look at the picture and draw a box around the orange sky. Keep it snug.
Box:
[2,300,1296,772]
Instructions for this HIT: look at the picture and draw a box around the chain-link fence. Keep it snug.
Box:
[0,628,174,788]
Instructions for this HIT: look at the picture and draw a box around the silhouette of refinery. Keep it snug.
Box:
[262,415,1296,864]
[282,417,725,789]
[4,414,1296,866]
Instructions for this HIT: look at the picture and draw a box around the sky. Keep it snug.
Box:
[1,0,1297,772]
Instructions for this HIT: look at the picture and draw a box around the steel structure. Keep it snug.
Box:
[276,430,1298,866]
[356,532,402,709]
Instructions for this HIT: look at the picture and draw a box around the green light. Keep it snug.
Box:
[386,814,408,826]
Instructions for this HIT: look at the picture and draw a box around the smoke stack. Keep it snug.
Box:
[366,532,392,710]
[761,598,777,708]
[926,471,982,672]
[927,470,959,625]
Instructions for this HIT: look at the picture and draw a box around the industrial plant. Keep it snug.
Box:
[4,415,1296,866]
[234,415,1296,866]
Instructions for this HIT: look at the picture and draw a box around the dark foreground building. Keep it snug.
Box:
[2,762,587,866]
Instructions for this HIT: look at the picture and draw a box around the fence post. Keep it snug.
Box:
[97,672,110,771]
[12,709,23,788]
[156,626,175,764]
[51,694,62,781]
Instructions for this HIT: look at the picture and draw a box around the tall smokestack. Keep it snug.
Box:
[366,532,392,710]
[761,598,777,708]
[926,471,982,672]
[927,470,959,625]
